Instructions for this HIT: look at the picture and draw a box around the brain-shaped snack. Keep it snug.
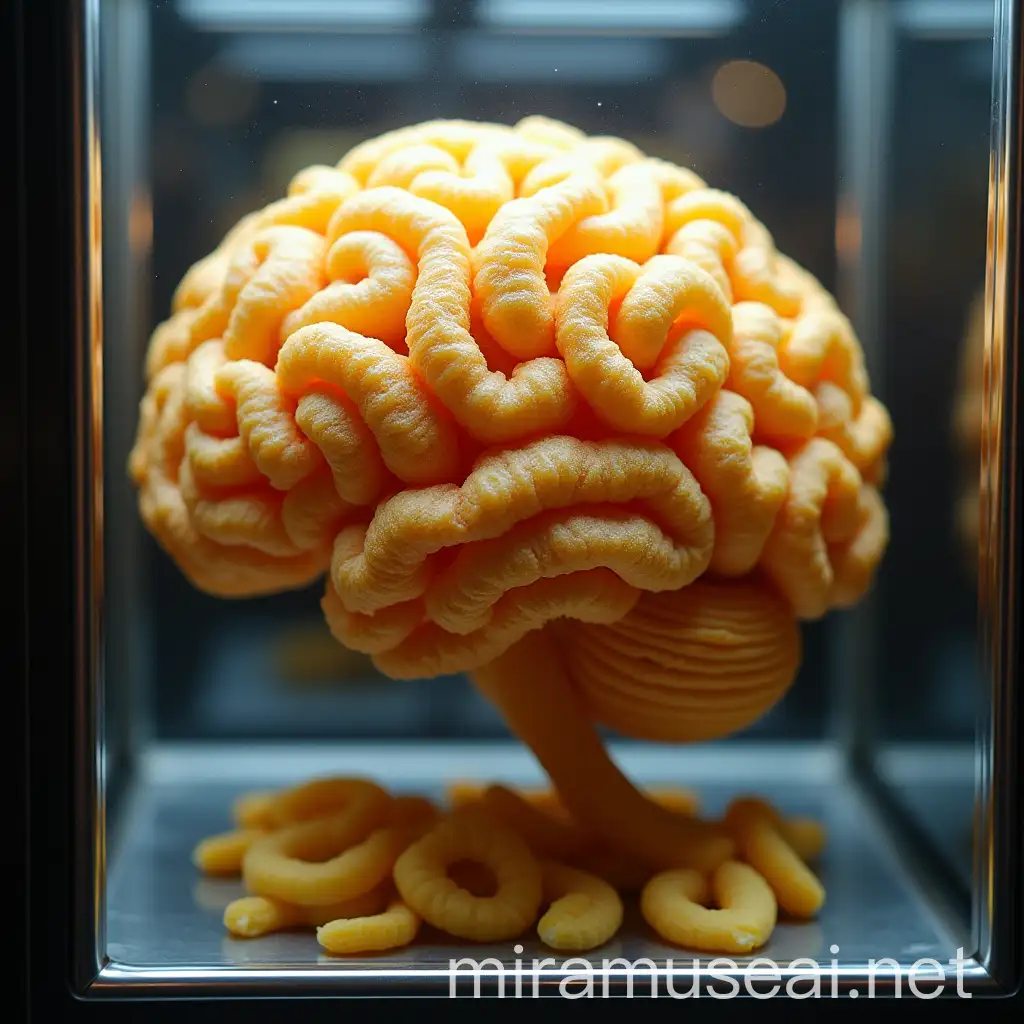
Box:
[130,116,892,869]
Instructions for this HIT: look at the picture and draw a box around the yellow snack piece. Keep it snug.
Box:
[224,883,391,938]
[207,225,328,367]
[725,798,825,918]
[537,861,624,951]
[641,861,777,954]
[719,795,826,863]
[276,322,461,487]
[474,168,607,359]
[192,829,266,877]
[664,188,799,317]
[321,434,715,677]
[393,808,543,942]
[781,818,827,863]
[244,819,416,908]
[240,781,400,906]
[129,364,330,596]
[317,899,421,955]
[133,116,889,940]
[544,162,664,267]
[261,776,391,828]
[197,772,825,955]
[233,790,278,831]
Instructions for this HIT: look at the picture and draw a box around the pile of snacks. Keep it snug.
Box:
[193,776,825,956]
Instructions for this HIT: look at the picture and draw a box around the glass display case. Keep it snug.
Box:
[19,0,1021,1006]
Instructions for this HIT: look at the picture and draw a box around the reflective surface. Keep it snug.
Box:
[104,743,969,994]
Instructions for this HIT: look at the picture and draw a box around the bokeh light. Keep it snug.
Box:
[711,59,786,128]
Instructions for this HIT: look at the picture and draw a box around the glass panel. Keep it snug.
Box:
[90,0,1011,991]
[869,0,994,894]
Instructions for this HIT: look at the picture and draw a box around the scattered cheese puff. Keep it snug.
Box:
[317,899,421,955]
[224,882,391,938]
[193,772,828,956]
[537,861,624,951]
[724,798,825,918]
[393,808,543,942]
[641,862,778,954]
[192,829,266,877]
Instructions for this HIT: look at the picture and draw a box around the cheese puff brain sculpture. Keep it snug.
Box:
[130,115,892,875]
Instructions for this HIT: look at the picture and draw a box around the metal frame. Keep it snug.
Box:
[19,0,1021,1006]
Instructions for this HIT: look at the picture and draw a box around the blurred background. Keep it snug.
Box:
[100,0,995,886]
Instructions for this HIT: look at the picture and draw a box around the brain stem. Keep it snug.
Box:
[472,628,736,873]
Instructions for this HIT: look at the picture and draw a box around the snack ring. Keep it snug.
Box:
[392,809,543,942]
[537,861,624,951]
[640,861,777,954]
[241,793,408,906]
[130,115,893,869]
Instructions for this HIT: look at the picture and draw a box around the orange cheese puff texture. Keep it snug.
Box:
[640,862,777,954]
[554,576,802,743]
[241,779,414,906]
[388,794,441,829]
[758,437,889,620]
[223,880,393,939]
[244,776,392,828]
[321,433,715,679]
[327,185,578,441]
[392,807,543,942]
[316,898,421,956]
[243,818,422,909]
[131,110,891,665]
[233,790,278,831]
[192,829,268,877]
[724,797,825,918]
[779,817,827,863]
[536,861,624,952]
[128,361,331,597]
[721,794,826,863]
